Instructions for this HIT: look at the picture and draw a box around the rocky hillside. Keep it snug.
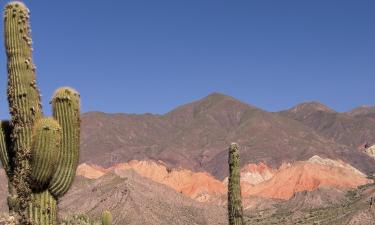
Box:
[75,156,370,203]
[0,159,372,224]
[60,171,227,225]
[245,183,375,225]
[57,167,375,225]
[279,102,375,149]
[346,105,375,117]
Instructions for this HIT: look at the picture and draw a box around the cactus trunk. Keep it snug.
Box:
[4,2,42,223]
[29,191,58,225]
[228,143,244,225]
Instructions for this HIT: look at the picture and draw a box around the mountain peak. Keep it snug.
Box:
[347,105,375,117]
[202,92,237,102]
[289,101,335,114]
[167,92,257,117]
[200,92,260,109]
[206,92,229,98]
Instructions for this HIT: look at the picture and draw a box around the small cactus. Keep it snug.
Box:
[227,143,244,225]
[101,211,112,225]
[61,214,97,225]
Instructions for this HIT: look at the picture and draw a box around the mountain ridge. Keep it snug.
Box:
[80,93,375,179]
[279,101,375,149]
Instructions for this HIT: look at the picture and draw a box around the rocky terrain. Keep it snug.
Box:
[63,166,375,225]
[60,171,227,225]
[0,159,373,224]
[365,144,375,159]
[279,102,375,150]
[244,182,375,225]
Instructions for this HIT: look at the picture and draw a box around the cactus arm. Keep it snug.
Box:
[0,120,12,175]
[30,118,61,189]
[228,143,244,225]
[49,87,80,197]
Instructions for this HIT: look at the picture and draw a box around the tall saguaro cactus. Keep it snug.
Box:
[0,1,80,225]
[228,143,244,225]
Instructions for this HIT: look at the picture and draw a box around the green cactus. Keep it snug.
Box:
[62,211,113,225]
[30,118,61,189]
[49,88,80,197]
[227,143,244,225]
[0,1,80,225]
[61,214,98,225]
[101,211,112,225]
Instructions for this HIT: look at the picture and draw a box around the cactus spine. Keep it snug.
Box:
[228,143,244,225]
[101,211,112,225]
[0,1,81,225]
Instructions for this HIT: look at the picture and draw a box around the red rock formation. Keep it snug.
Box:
[112,160,225,202]
[76,163,108,179]
[76,156,371,203]
[242,159,370,200]
[239,162,275,185]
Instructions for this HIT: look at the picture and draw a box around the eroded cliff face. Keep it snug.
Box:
[76,155,371,204]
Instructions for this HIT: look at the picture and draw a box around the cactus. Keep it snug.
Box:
[49,88,80,197]
[30,118,61,189]
[0,1,80,225]
[101,211,112,225]
[227,143,244,225]
[61,214,97,225]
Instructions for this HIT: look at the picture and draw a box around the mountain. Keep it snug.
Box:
[1,93,374,224]
[347,105,375,117]
[81,93,375,179]
[279,102,375,149]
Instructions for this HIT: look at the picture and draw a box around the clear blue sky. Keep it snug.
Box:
[0,0,374,119]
